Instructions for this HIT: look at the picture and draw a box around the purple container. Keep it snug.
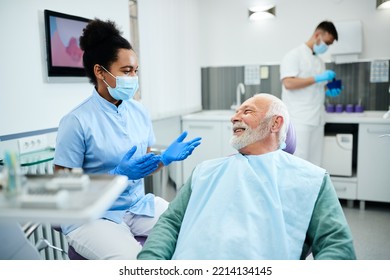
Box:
[355,105,364,113]
[335,104,344,113]
[326,104,335,113]
[345,104,354,113]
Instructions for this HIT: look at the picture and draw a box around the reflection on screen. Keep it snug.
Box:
[49,16,87,68]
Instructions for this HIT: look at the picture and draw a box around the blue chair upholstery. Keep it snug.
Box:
[283,121,296,155]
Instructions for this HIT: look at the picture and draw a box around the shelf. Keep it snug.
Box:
[0,148,55,167]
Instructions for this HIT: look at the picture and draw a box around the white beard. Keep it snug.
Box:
[230,121,270,150]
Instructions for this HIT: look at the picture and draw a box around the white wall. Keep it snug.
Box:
[0,0,129,136]
[137,0,202,121]
[2,0,389,137]
[198,0,390,66]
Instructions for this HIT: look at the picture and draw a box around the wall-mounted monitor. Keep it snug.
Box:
[44,10,90,82]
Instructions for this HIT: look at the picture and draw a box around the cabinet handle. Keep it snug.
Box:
[366,128,390,134]
[188,125,214,130]
[379,134,390,138]
[335,186,347,192]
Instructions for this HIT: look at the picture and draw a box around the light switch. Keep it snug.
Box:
[260,66,269,79]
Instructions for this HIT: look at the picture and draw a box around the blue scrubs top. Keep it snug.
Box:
[54,89,156,234]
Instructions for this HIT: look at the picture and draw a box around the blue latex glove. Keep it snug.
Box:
[109,146,161,180]
[161,131,202,166]
[326,87,343,97]
[314,70,336,83]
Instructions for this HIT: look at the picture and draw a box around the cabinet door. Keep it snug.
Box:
[357,124,390,202]
[221,121,237,156]
[181,120,222,183]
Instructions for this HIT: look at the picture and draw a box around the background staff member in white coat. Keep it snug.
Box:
[280,21,340,166]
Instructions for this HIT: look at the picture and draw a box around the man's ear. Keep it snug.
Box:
[271,116,283,132]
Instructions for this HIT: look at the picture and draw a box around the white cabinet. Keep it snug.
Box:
[331,177,357,200]
[357,124,390,204]
[221,122,236,156]
[181,119,236,182]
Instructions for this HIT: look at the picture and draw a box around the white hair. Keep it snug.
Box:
[253,93,290,146]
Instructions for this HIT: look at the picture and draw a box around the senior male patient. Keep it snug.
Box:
[137,93,356,260]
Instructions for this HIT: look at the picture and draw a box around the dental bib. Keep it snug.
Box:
[172,151,324,260]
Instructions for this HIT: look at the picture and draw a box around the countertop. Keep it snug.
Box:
[324,111,390,124]
[182,110,390,124]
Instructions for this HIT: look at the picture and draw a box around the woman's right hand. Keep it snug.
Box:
[109,146,161,180]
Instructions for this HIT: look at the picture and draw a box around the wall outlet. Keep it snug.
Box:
[18,135,48,154]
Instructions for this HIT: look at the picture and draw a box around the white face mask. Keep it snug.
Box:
[101,65,139,101]
[313,37,329,55]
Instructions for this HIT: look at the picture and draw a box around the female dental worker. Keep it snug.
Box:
[53,18,201,260]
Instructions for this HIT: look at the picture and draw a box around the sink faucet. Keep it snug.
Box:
[230,83,245,110]
[383,105,390,119]
[384,87,390,119]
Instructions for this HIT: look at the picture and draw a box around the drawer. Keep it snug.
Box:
[332,180,357,200]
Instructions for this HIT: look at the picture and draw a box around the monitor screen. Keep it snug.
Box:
[44,10,90,78]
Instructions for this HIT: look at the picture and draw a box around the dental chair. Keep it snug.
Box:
[283,121,296,155]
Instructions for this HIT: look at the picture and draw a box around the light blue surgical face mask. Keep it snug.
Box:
[313,38,328,55]
[101,65,138,101]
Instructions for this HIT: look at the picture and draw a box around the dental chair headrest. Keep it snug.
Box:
[282,121,296,155]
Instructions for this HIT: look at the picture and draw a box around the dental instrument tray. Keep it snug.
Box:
[45,174,90,191]
[0,174,128,223]
[19,188,69,209]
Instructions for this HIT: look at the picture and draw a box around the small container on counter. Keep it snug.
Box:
[355,104,364,113]
[335,104,344,113]
[345,104,354,113]
[326,104,335,113]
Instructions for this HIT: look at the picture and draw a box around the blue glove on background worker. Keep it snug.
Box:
[314,70,343,97]
[325,76,343,97]
[325,87,343,97]
[314,70,336,83]
[161,131,202,166]
[109,146,161,180]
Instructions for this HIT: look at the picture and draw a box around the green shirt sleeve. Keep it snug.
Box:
[303,173,357,260]
[137,174,193,260]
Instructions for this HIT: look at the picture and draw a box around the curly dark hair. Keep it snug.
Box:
[79,18,132,85]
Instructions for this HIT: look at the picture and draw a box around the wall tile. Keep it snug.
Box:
[202,61,390,111]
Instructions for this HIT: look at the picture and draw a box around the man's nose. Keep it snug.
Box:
[230,111,240,123]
